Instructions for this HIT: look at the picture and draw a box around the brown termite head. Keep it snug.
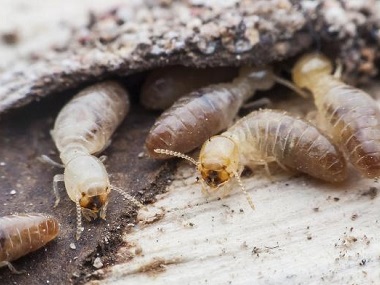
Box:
[154,137,255,210]
[64,155,111,221]
[198,136,240,189]
[292,53,333,89]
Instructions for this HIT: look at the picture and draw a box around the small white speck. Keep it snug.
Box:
[0,162,6,166]
[10,190,16,195]
[138,152,144,158]
[93,257,103,269]
[69,243,76,250]
[47,281,50,284]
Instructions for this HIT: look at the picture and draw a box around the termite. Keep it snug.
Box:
[50,81,143,239]
[0,213,59,274]
[140,66,238,110]
[155,110,347,209]
[145,66,306,159]
[292,53,380,178]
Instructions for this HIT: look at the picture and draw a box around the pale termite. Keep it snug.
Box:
[50,81,143,239]
[292,53,380,178]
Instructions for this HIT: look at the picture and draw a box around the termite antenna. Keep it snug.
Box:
[112,186,145,209]
[154,149,198,166]
[75,200,84,240]
[232,170,255,210]
[333,60,343,79]
[272,74,311,98]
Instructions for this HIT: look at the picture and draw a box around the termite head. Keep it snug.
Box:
[64,155,111,221]
[198,136,239,189]
[79,183,110,220]
[292,53,333,89]
[154,137,255,210]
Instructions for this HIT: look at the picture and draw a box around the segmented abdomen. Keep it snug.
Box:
[0,214,59,263]
[224,110,347,182]
[52,81,129,164]
[145,83,246,158]
[316,80,380,178]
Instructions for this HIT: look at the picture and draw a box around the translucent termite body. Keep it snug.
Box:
[140,66,237,110]
[51,81,140,239]
[292,53,380,178]
[146,66,288,159]
[0,213,59,273]
[155,110,347,208]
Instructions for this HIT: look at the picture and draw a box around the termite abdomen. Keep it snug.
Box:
[323,86,380,178]
[145,84,245,158]
[0,214,59,272]
[225,110,347,183]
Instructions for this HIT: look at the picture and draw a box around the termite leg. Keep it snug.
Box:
[241,98,273,111]
[264,163,272,177]
[75,200,84,240]
[38,155,64,168]
[333,60,343,79]
[221,182,233,198]
[98,155,107,163]
[0,261,25,274]
[99,201,109,220]
[53,174,64,207]
[305,110,318,123]
[275,160,290,172]
[199,179,210,196]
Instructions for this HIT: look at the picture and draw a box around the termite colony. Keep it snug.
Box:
[146,52,380,207]
[0,54,380,272]
[47,53,380,230]
[2,52,379,272]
